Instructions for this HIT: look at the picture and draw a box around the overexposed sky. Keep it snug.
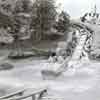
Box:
[56,0,99,18]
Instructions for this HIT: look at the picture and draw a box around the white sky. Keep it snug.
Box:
[56,0,99,18]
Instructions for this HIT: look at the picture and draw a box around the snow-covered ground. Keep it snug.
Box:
[0,55,100,100]
[0,22,100,100]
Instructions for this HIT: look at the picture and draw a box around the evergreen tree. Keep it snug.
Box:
[15,0,32,13]
[31,0,57,41]
[9,0,32,57]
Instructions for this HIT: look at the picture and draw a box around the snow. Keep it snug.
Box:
[0,22,100,99]
[0,56,99,100]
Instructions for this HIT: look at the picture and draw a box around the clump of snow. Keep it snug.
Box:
[42,63,61,72]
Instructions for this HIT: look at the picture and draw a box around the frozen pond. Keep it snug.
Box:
[0,53,100,100]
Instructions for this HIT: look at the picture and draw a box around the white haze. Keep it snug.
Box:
[57,0,100,18]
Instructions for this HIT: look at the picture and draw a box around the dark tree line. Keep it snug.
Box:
[0,0,70,42]
[0,0,70,56]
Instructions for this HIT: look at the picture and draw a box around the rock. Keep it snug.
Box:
[41,63,62,80]
[0,63,14,71]
[42,70,60,80]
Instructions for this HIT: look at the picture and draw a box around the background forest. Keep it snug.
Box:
[0,0,70,50]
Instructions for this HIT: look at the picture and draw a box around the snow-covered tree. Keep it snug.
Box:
[15,0,32,14]
[31,0,57,41]
[56,11,70,33]
[7,0,32,57]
